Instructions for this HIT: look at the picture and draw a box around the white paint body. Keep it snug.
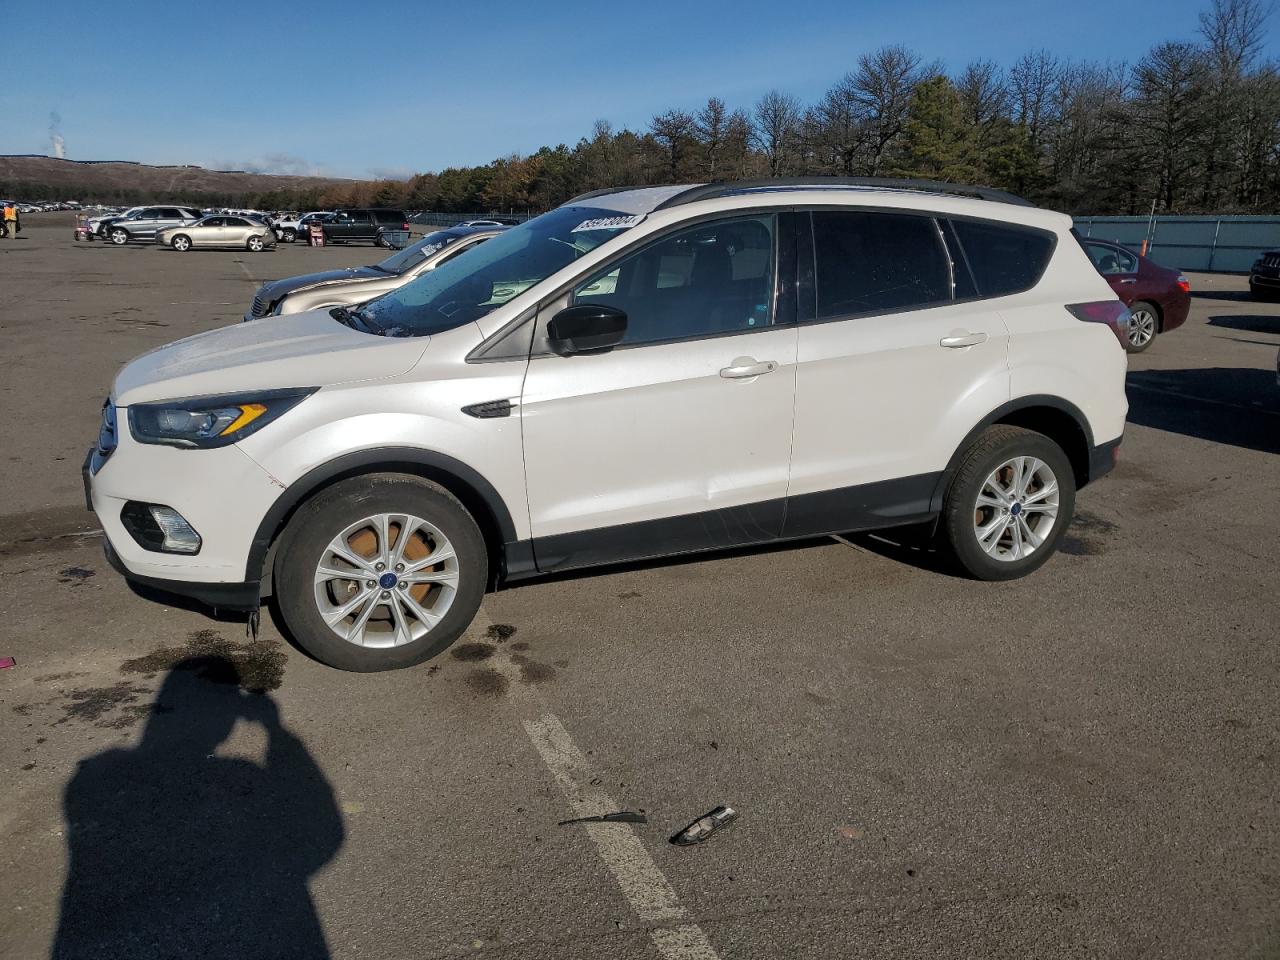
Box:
[89,186,1127,586]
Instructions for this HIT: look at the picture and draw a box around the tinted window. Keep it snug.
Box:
[160,208,184,219]
[373,210,405,224]
[224,216,250,227]
[1085,241,1137,275]
[812,211,950,318]
[201,217,224,227]
[573,215,775,346]
[950,219,1054,297]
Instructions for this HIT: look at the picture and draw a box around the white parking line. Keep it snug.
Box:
[467,609,721,959]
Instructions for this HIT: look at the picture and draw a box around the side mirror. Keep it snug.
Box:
[547,304,627,356]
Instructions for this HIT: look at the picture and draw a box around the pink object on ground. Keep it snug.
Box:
[0,657,15,669]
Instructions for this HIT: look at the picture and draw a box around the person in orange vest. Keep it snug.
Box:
[1,202,18,239]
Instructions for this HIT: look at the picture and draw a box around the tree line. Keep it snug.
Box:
[10,0,1278,216]
[388,0,1280,217]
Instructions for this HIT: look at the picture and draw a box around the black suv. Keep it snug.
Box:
[322,208,409,247]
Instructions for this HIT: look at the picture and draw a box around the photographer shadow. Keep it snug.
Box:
[51,656,344,960]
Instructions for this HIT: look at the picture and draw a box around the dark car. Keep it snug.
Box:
[1248,250,1280,301]
[323,208,410,247]
[1081,238,1191,353]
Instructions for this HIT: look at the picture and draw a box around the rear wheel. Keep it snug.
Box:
[247,235,265,252]
[171,234,191,252]
[940,425,1075,581]
[1125,301,1159,353]
[274,474,487,672]
[283,227,296,242]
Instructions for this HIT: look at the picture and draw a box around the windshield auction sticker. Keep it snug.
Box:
[571,215,644,233]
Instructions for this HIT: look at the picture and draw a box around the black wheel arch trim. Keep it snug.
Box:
[243,447,519,584]
[929,395,1101,514]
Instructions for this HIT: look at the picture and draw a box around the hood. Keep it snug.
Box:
[259,266,386,303]
[112,309,429,406]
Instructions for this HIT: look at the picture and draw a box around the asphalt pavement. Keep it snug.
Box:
[1,214,1278,959]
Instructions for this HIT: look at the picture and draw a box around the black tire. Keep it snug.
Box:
[1250,283,1278,303]
[940,425,1076,581]
[375,232,391,248]
[274,474,487,672]
[1124,300,1159,354]
[109,227,129,245]
[171,234,191,252]
[284,228,296,243]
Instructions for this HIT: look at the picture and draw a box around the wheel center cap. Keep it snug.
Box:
[378,572,397,589]
[1010,502,1023,516]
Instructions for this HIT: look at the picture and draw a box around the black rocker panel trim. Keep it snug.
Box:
[518,472,941,575]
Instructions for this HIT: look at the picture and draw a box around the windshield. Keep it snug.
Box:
[375,230,456,275]
[357,205,639,337]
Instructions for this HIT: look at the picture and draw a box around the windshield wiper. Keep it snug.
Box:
[329,305,357,328]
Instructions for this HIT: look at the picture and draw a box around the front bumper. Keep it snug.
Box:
[102,535,260,610]
[84,424,281,607]
[1250,272,1280,289]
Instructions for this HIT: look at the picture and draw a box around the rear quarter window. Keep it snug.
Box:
[374,211,406,224]
[950,219,1054,298]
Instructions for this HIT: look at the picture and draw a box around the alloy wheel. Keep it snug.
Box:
[1128,309,1157,348]
[312,513,459,649]
[972,456,1060,562]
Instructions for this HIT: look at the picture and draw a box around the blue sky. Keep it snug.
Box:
[5,0,1273,180]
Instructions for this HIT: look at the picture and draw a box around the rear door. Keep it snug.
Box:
[785,209,1013,537]
[520,212,799,570]
[1083,240,1140,304]
[196,216,225,246]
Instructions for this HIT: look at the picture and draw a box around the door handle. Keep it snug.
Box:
[939,332,988,348]
[720,357,778,379]
[1118,278,1137,284]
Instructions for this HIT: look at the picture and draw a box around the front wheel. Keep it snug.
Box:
[247,235,265,252]
[283,228,296,242]
[940,425,1076,581]
[1125,301,1159,353]
[171,234,191,252]
[274,474,488,672]
[109,227,129,245]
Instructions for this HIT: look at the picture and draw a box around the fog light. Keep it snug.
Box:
[120,502,202,554]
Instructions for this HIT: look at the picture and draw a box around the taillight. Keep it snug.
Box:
[1176,274,1190,293]
[1067,300,1131,348]
[402,222,409,231]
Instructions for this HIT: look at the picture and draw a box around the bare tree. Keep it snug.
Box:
[956,59,1011,136]
[1009,50,1060,147]
[752,90,802,177]
[648,109,696,180]
[851,45,923,175]
[1200,0,1272,75]
[694,97,728,179]
[1130,42,1210,210]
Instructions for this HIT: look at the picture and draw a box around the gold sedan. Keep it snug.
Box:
[157,215,278,253]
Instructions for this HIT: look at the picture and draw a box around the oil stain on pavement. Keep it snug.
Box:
[1060,511,1119,557]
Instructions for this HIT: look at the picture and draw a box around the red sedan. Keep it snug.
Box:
[1081,238,1191,353]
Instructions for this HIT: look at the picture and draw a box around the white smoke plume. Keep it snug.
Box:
[49,111,65,159]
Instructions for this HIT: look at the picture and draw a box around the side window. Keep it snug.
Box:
[572,215,776,347]
[203,217,224,228]
[225,216,249,227]
[1085,242,1137,275]
[950,219,1055,297]
[438,238,483,264]
[160,208,183,219]
[140,208,162,219]
[811,211,950,319]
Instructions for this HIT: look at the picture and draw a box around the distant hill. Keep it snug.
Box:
[0,155,375,206]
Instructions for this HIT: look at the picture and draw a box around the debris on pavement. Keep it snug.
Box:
[0,657,15,669]
[557,811,648,826]
[671,805,737,845]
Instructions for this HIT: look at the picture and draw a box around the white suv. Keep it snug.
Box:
[84,179,1129,672]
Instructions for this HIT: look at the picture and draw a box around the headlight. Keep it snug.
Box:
[128,387,316,448]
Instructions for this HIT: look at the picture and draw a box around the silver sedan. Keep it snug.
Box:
[158,215,278,253]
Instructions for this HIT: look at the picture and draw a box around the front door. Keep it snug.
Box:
[520,213,798,572]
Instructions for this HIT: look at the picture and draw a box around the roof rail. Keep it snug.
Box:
[562,185,683,206]
[652,177,1033,209]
